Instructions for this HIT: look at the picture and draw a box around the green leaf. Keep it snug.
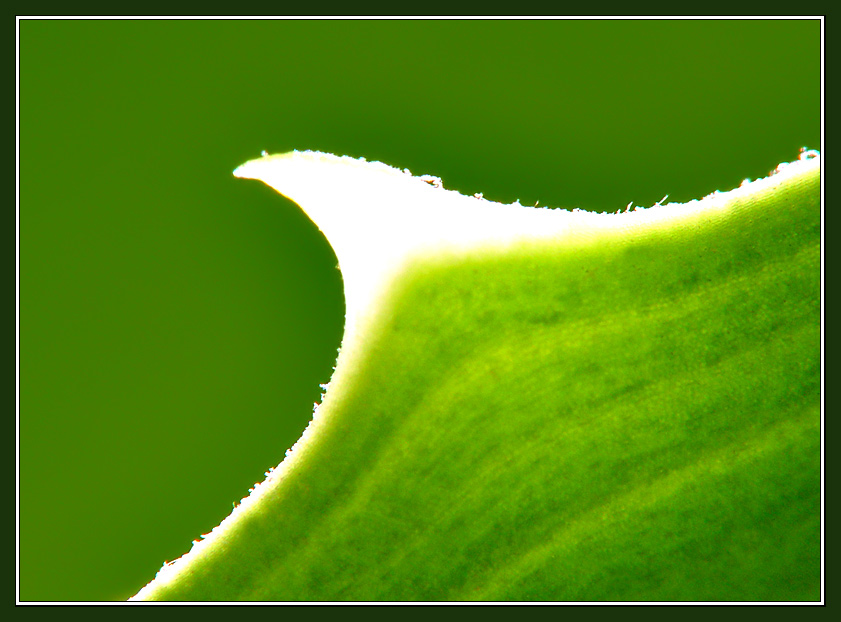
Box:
[133,150,821,602]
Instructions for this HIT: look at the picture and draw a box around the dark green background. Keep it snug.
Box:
[19,19,820,602]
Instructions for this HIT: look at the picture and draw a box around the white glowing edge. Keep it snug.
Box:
[131,149,820,601]
[231,149,820,345]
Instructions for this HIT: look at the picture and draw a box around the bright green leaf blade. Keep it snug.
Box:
[134,152,820,602]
